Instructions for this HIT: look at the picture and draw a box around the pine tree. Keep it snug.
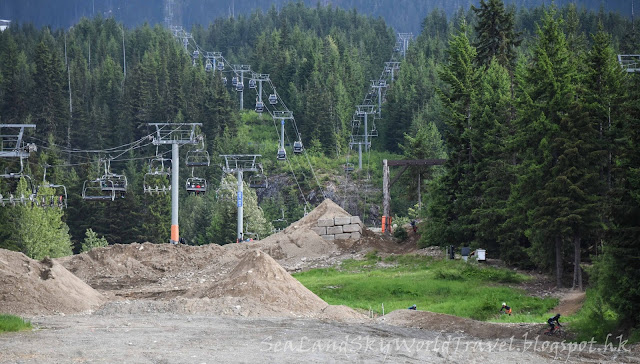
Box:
[510,7,578,287]
[471,0,521,70]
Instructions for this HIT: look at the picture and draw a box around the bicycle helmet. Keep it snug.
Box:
[502,302,506,306]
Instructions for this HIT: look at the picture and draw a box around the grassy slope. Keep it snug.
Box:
[294,253,558,320]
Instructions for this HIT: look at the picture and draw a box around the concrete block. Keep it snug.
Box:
[342,224,361,233]
[311,227,326,236]
[350,216,362,225]
[334,216,352,226]
[322,234,335,240]
[327,226,343,235]
[318,218,334,227]
[350,232,361,240]
[335,233,352,240]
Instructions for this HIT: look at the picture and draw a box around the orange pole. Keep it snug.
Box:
[171,225,179,243]
[381,216,386,233]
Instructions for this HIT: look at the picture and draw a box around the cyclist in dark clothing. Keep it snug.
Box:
[547,313,562,333]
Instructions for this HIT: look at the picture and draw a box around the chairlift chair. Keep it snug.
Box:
[344,163,355,173]
[82,179,116,201]
[231,77,238,86]
[143,168,171,194]
[249,79,257,89]
[205,62,213,72]
[236,82,244,92]
[192,50,200,59]
[186,177,207,195]
[100,174,127,198]
[277,148,286,161]
[222,76,228,86]
[249,174,267,189]
[185,149,210,167]
[35,184,68,208]
[217,61,224,71]
[293,141,303,154]
[255,101,264,113]
[268,94,277,105]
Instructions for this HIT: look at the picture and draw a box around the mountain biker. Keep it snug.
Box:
[500,302,512,315]
[547,313,562,333]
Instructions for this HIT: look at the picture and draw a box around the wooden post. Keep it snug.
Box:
[383,159,390,235]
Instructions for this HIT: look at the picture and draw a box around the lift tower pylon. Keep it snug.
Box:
[220,154,262,243]
[148,123,202,244]
[232,65,251,110]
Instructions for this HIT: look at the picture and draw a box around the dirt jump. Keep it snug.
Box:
[1,199,638,363]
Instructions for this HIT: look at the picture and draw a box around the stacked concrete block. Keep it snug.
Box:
[314,216,363,240]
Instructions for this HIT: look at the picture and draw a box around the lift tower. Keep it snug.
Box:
[232,64,251,110]
[220,154,262,243]
[350,105,376,170]
[148,123,202,244]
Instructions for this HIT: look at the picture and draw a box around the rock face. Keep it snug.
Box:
[0,249,105,315]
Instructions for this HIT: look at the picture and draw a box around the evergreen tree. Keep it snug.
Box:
[472,0,521,70]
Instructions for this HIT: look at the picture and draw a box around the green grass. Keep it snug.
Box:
[294,253,557,321]
[0,314,32,332]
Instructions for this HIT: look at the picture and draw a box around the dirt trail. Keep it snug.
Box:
[549,290,587,316]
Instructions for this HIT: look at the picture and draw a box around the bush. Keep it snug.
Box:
[393,226,408,241]
[81,228,108,253]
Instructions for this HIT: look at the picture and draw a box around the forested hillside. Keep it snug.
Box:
[0,0,634,34]
[0,0,639,338]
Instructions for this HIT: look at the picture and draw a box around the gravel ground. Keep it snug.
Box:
[2,312,637,364]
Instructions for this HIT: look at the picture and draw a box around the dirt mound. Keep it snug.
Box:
[58,242,228,291]
[186,249,328,315]
[379,309,541,340]
[0,249,105,316]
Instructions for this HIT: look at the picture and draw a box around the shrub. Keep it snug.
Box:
[393,226,408,241]
[81,228,108,253]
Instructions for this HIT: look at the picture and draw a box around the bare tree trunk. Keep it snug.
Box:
[555,236,563,288]
[572,232,583,291]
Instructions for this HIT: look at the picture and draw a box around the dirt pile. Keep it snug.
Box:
[379,309,541,340]
[0,249,105,315]
[186,249,327,315]
[58,243,230,292]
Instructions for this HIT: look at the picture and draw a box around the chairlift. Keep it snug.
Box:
[192,50,200,59]
[185,148,210,167]
[217,61,224,71]
[344,163,355,173]
[0,193,32,207]
[249,174,267,189]
[82,179,116,201]
[293,141,303,154]
[231,77,238,86]
[236,82,244,92]
[143,159,171,194]
[205,62,213,72]
[394,46,401,52]
[34,184,67,208]
[255,101,264,113]
[249,79,257,89]
[222,76,228,86]
[271,209,288,233]
[100,173,127,198]
[268,94,277,105]
[186,177,207,195]
[277,148,286,161]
